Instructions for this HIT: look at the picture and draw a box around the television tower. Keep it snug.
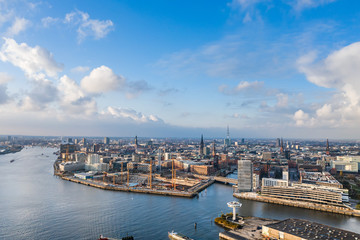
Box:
[225,125,231,147]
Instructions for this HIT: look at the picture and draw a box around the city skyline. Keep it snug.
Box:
[0,0,360,138]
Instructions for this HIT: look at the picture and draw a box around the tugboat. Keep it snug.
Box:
[168,231,193,240]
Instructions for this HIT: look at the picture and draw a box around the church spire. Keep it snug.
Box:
[199,134,204,156]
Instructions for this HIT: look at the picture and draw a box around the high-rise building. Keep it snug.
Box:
[238,159,253,192]
[276,138,280,148]
[104,137,110,145]
[199,134,204,156]
[158,148,162,172]
[224,125,231,147]
[280,138,284,154]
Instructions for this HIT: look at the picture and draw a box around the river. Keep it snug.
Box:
[0,147,359,240]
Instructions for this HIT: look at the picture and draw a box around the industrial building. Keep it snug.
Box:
[262,218,360,240]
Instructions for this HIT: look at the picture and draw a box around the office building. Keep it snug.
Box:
[238,159,253,192]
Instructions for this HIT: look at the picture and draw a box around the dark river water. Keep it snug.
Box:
[1,147,359,240]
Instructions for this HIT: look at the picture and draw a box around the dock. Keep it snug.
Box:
[234,192,360,217]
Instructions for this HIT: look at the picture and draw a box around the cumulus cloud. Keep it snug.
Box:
[295,42,360,127]
[6,17,30,36]
[0,38,63,79]
[64,10,114,42]
[219,81,264,95]
[58,75,97,116]
[81,65,125,94]
[104,106,162,123]
[293,109,311,126]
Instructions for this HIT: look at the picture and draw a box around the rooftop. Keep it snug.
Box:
[264,218,360,240]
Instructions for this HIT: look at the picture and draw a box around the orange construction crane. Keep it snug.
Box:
[65,145,69,162]
[121,162,123,184]
[103,172,107,182]
[172,159,176,190]
[127,168,129,187]
[149,158,152,189]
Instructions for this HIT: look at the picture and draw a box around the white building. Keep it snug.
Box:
[262,178,289,187]
[87,154,100,164]
[59,162,85,172]
[331,156,360,172]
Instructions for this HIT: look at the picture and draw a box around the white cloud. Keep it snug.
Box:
[71,65,90,73]
[229,0,336,17]
[289,0,336,12]
[81,65,125,94]
[295,41,360,128]
[0,38,63,79]
[105,106,161,123]
[219,81,264,95]
[293,109,310,126]
[41,16,59,28]
[58,75,97,116]
[64,10,114,41]
[229,0,266,9]
[6,17,30,36]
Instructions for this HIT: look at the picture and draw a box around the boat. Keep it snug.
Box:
[168,231,193,240]
[97,235,134,240]
[10,159,15,163]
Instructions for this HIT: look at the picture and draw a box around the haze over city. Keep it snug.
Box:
[0,0,359,138]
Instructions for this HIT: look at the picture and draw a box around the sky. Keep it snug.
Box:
[0,0,360,139]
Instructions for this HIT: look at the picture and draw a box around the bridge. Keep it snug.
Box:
[214,176,237,185]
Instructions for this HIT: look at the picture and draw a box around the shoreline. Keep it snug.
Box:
[60,175,215,198]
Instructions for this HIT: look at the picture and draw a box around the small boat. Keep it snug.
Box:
[10,159,15,163]
[168,231,193,240]
[97,235,134,240]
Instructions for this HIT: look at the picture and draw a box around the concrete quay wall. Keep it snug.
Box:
[234,193,360,217]
[61,176,214,198]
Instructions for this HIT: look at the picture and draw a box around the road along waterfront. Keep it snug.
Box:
[1,147,360,239]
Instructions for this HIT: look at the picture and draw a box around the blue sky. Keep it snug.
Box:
[0,0,360,138]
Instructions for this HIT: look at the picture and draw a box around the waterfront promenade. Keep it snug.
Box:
[234,192,360,217]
